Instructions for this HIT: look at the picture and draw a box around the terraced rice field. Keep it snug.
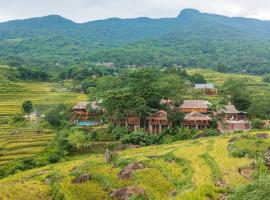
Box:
[0,132,258,200]
[0,124,54,166]
[0,65,88,166]
[0,65,87,118]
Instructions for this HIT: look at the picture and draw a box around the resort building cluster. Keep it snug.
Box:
[72,96,251,134]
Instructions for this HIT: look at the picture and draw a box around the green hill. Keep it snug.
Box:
[1,9,270,73]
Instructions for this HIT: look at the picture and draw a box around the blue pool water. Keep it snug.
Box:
[77,121,99,126]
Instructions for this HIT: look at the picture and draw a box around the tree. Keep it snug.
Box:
[44,104,69,127]
[22,101,33,115]
[221,79,251,110]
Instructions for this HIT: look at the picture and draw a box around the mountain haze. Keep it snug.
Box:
[1,9,270,73]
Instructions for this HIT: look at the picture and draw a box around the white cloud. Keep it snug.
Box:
[0,0,270,23]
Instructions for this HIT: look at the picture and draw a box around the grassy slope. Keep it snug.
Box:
[0,132,263,200]
[186,68,264,86]
[0,66,87,166]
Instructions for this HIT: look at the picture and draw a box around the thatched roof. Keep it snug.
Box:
[147,110,168,120]
[73,102,90,110]
[218,104,246,114]
[184,111,212,121]
[180,100,212,109]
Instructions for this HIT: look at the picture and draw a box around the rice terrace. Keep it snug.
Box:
[1,1,270,200]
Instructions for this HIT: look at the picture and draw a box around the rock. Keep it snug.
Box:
[118,163,145,179]
[71,173,91,184]
[127,144,141,149]
[104,148,114,163]
[238,167,253,180]
[215,179,226,187]
[170,189,177,197]
[228,136,239,143]
[193,132,208,139]
[110,187,145,200]
[256,133,269,139]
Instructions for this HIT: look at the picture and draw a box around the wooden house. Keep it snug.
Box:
[182,111,212,129]
[217,104,251,133]
[180,100,212,114]
[112,114,140,132]
[147,110,172,134]
[73,101,103,121]
[195,84,217,95]
[73,102,90,121]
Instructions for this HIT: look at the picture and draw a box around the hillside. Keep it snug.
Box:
[1,9,270,73]
[0,66,87,166]
[0,131,267,200]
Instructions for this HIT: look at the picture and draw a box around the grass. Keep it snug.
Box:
[200,152,222,182]
[0,131,262,200]
[186,68,264,86]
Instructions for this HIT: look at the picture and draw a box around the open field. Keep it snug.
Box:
[0,131,266,200]
[187,68,266,86]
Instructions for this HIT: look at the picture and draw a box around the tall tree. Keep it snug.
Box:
[22,100,33,116]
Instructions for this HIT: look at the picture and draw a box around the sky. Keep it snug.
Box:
[0,0,270,23]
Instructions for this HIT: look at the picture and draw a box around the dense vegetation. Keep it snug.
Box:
[2,9,270,74]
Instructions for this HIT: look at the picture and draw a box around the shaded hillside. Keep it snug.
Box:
[1,9,270,73]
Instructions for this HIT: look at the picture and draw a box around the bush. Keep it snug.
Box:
[44,104,70,127]
[111,126,129,140]
[121,129,157,146]
[251,119,264,129]
[203,129,220,137]
[10,114,25,124]
[229,176,270,200]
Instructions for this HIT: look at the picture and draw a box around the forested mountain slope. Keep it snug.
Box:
[1,9,270,73]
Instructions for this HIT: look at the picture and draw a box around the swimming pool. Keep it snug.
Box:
[77,121,99,126]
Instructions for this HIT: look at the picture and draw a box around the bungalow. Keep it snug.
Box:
[147,110,172,134]
[195,83,217,95]
[112,114,141,132]
[182,111,212,130]
[73,102,90,121]
[73,101,103,121]
[180,100,212,114]
[217,104,251,133]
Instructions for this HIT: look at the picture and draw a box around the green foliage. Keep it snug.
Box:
[228,136,270,158]
[44,104,70,127]
[111,126,129,140]
[221,79,251,110]
[121,129,157,146]
[229,176,270,200]
[13,67,50,81]
[251,119,264,129]
[22,100,33,114]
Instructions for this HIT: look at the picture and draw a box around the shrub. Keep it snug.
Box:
[111,126,129,139]
[121,129,157,146]
[251,119,264,129]
[44,104,70,127]
[229,176,270,200]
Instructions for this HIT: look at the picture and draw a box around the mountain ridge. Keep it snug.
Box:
[1,8,270,74]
